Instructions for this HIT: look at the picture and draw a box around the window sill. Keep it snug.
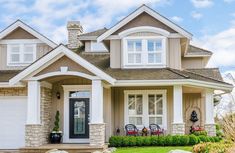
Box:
[7,63,32,67]
[123,64,166,69]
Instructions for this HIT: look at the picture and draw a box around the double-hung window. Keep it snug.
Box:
[123,36,166,68]
[125,90,167,129]
[7,43,36,66]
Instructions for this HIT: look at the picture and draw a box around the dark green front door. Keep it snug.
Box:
[69,98,89,138]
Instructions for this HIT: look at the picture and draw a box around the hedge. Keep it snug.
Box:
[109,135,221,147]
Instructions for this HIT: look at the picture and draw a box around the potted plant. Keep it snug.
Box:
[50,110,62,143]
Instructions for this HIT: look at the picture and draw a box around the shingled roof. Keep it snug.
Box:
[185,45,212,56]
[77,52,229,85]
[79,28,108,38]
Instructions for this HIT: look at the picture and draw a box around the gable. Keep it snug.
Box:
[35,56,95,77]
[2,27,36,39]
[114,12,176,34]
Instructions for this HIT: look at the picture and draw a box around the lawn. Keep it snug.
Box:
[115,146,193,153]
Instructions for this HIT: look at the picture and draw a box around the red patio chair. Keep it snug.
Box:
[125,124,139,136]
[149,124,164,136]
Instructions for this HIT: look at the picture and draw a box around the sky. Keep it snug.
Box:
[0,0,235,74]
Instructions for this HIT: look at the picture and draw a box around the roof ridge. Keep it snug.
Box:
[166,68,190,78]
[184,69,229,84]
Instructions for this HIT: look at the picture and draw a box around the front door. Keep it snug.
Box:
[69,98,89,138]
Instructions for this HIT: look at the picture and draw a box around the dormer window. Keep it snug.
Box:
[123,36,166,68]
[7,43,36,66]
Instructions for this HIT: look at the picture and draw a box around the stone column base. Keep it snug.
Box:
[172,123,185,135]
[25,124,43,147]
[89,123,105,146]
[205,124,216,136]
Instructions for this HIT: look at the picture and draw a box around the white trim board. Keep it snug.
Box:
[0,20,57,48]
[9,45,116,85]
[97,5,192,42]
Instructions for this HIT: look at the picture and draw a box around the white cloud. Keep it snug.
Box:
[0,0,171,43]
[192,26,235,68]
[224,0,235,3]
[191,0,213,8]
[191,11,203,19]
[170,16,183,22]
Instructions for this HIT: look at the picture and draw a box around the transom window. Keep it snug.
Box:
[123,36,166,68]
[7,43,36,66]
[125,90,167,129]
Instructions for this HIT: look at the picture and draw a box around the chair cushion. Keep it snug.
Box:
[127,130,138,135]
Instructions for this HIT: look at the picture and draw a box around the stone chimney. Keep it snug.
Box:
[67,21,83,49]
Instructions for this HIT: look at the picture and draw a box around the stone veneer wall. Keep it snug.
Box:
[25,87,52,147]
[0,88,27,96]
[89,123,106,146]
[172,123,185,135]
[205,124,216,136]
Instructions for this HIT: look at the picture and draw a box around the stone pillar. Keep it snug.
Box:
[90,80,105,146]
[25,125,43,147]
[204,89,216,136]
[67,21,83,49]
[172,85,185,135]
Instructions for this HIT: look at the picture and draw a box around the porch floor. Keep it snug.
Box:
[19,144,108,153]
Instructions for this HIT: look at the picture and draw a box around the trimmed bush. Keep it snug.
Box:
[192,130,207,136]
[108,135,221,147]
[189,135,199,145]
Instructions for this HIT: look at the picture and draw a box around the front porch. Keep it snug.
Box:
[24,73,217,148]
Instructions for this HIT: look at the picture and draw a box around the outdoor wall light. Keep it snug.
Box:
[56,92,61,99]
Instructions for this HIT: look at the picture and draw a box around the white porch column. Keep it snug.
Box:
[90,79,105,146]
[204,89,216,136]
[25,80,43,147]
[27,80,41,124]
[172,85,185,135]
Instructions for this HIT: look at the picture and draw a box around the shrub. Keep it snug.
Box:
[221,113,235,141]
[108,135,219,147]
[189,135,199,145]
[193,141,233,153]
[179,135,189,146]
[192,130,207,136]
[164,135,173,146]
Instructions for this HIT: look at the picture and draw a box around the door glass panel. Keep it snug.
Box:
[74,101,85,134]
[69,91,90,98]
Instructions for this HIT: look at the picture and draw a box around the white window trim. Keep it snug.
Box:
[124,90,167,130]
[7,41,37,67]
[122,36,167,68]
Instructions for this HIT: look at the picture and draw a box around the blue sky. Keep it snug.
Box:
[0,0,235,72]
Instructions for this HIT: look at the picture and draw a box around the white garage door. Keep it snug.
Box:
[0,96,27,149]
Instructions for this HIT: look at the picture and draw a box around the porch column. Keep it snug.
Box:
[25,80,43,147]
[204,89,216,136]
[90,79,105,146]
[172,85,185,135]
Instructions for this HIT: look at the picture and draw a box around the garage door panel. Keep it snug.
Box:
[0,97,27,149]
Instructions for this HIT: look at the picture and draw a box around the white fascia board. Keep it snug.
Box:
[114,79,233,91]
[97,5,192,42]
[0,20,57,48]
[79,36,97,40]
[9,45,116,85]
[184,54,212,57]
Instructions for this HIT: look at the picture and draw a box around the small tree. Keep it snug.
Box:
[53,111,60,132]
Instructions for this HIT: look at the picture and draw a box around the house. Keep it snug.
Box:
[0,4,233,150]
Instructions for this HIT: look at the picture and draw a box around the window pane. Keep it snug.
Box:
[11,45,20,53]
[155,53,162,63]
[149,117,162,125]
[148,95,155,115]
[135,41,142,52]
[136,95,143,115]
[127,41,134,51]
[69,91,90,98]
[129,117,142,125]
[11,54,20,62]
[155,40,162,50]
[148,53,154,63]
[24,45,34,53]
[156,95,163,114]
[135,54,141,63]
[148,41,154,52]
[128,95,135,115]
[128,54,135,63]
[24,54,33,62]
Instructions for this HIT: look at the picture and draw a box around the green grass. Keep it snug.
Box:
[115,146,192,153]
